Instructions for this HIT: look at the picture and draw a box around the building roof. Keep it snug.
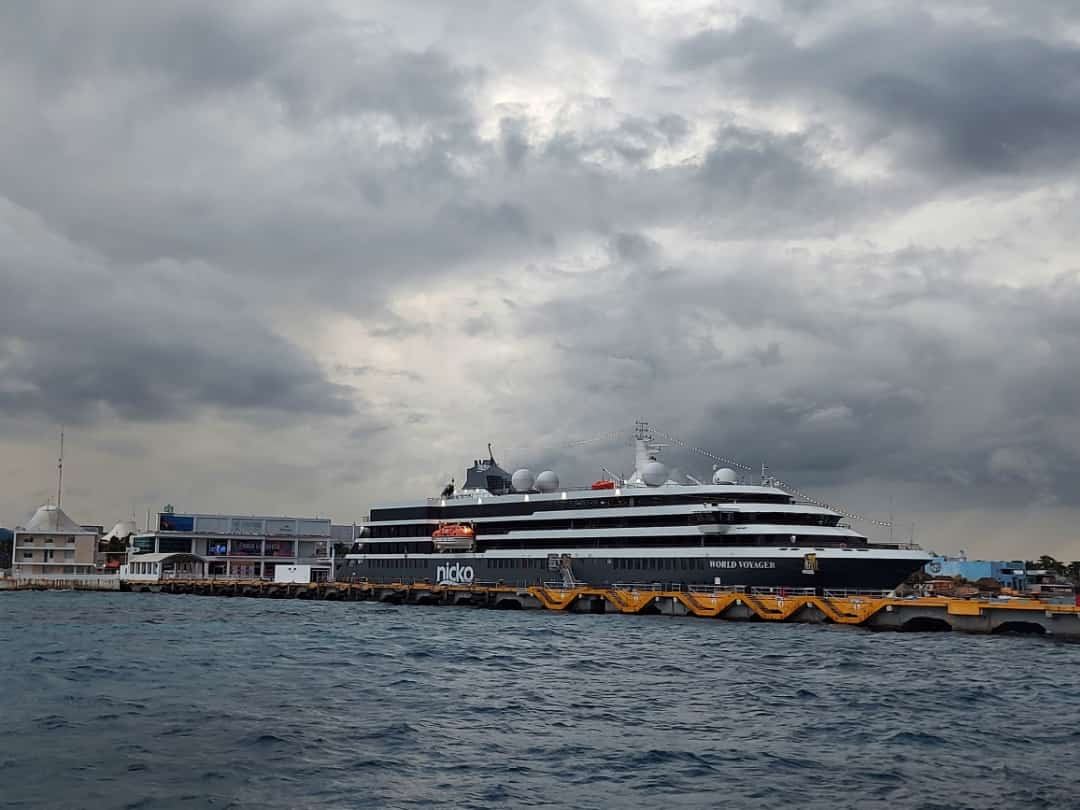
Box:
[19,505,96,535]
[104,520,139,541]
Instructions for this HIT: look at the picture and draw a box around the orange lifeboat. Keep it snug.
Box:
[432,522,476,551]
[432,522,475,539]
[590,479,616,490]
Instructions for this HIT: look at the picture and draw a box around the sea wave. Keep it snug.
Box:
[0,592,1077,809]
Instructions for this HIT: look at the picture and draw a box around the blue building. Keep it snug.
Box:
[926,555,1028,589]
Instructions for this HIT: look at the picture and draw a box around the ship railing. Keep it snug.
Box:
[612,581,682,592]
[749,586,816,596]
[823,588,894,599]
[688,584,750,595]
[542,579,590,590]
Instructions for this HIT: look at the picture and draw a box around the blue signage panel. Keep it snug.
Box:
[159,514,194,532]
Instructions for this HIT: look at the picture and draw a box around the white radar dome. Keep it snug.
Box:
[535,470,560,492]
[712,467,738,484]
[642,461,668,487]
[511,469,535,492]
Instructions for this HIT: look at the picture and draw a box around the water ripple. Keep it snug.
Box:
[1,591,1078,809]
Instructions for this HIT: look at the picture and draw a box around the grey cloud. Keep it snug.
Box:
[671,11,1080,177]
[0,3,480,124]
[697,125,859,232]
[610,232,659,264]
[461,314,497,337]
[1,0,1078,548]
[500,117,530,169]
[507,246,1080,509]
[337,365,425,384]
[0,204,353,425]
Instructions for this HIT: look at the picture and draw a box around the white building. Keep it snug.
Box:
[126,510,334,581]
[12,505,99,577]
[121,552,208,582]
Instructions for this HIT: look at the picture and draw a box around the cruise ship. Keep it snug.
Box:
[340,424,931,592]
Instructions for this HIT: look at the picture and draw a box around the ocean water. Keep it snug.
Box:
[0,592,1077,810]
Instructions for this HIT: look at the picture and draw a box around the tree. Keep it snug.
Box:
[106,537,129,554]
[1036,555,1069,578]
[1066,561,1080,584]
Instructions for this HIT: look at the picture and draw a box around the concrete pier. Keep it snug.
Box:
[0,575,122,591]
[106,579,1080,638]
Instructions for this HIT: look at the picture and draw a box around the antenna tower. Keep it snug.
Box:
[56,428,65,511]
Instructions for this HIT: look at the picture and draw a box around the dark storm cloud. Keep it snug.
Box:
[0,0,487,287]
[671,9,1080,176]
[697,125,861,233]
[0,0,1077,536]
[0,0,869,320]
[0,204,352,425]
[509,243,1080,507]
[0,3,478,123]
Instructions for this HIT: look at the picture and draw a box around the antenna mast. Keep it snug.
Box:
[56,428,65,511]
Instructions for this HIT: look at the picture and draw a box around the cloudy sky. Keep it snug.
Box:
[2,0,1079,559]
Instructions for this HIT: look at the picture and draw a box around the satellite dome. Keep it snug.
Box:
[712,467,738,484]
[535,470,560,492]
[642,461,668,487]
[511,469,535,492]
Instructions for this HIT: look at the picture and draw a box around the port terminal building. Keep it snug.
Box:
[926,555,1034,590]
[123,510,335,582]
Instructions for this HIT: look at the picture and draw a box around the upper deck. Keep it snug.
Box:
[369,483,802,523]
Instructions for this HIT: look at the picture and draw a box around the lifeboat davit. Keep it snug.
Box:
[590,479,616,490]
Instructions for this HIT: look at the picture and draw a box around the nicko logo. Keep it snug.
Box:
[436,563,475,584]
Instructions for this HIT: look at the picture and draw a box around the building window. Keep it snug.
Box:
[22,551,32,559]
[64,550,74,561]
[159,538,193,554]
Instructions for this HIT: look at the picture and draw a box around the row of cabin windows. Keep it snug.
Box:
[367,511,838,538]
[614,558,713,571]
[359,535,862,554]
[350,557,788,573]
[370,492,795,522]
[350,558,548,570]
